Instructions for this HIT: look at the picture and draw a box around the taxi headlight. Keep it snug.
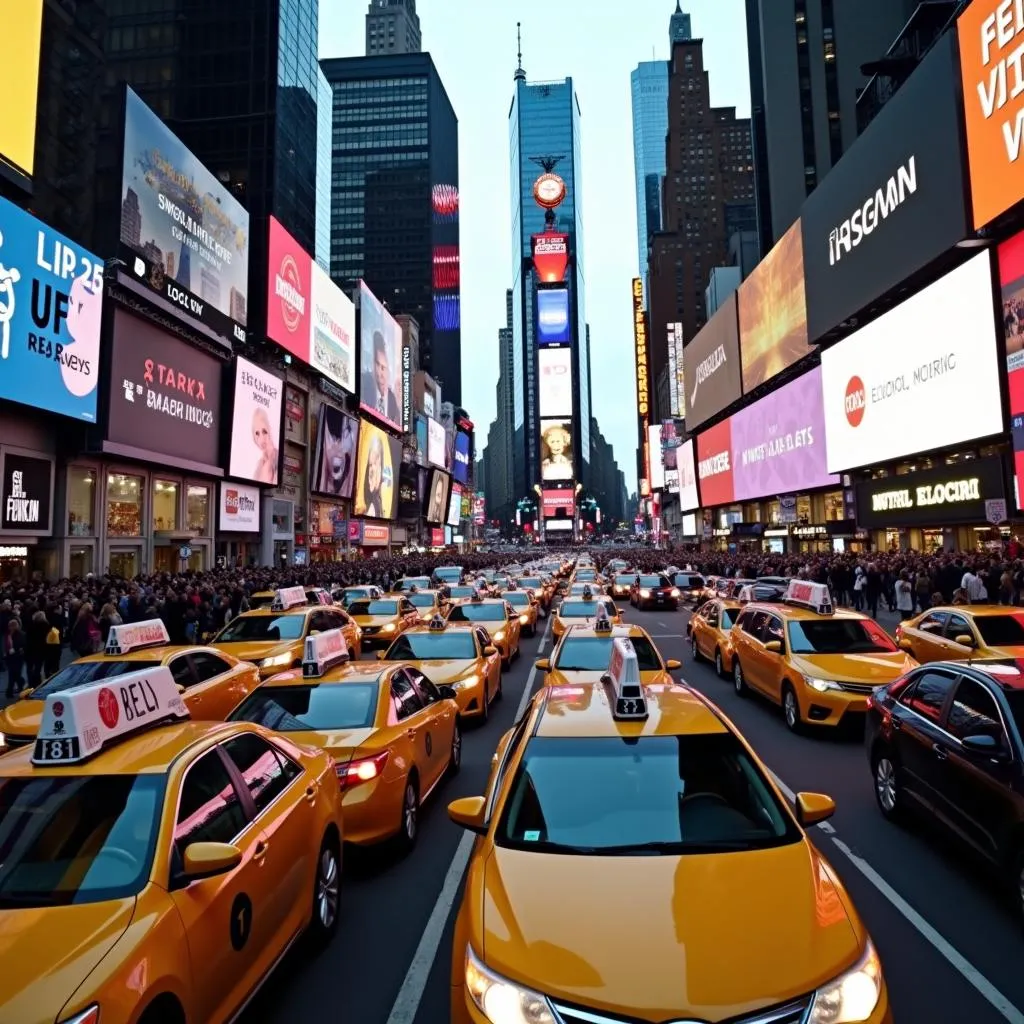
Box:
[260,652,293,669]
[382,623,397,633]
[519,613,529,624]
[493,630,506,642]
[804,674,842,693]
[670,588,681,597]
[640,588,651,598]
[465,945,556,1024]
[807,940,883,1023]
[455,673,481,691]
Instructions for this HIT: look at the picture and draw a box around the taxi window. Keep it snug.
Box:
[348,600,399,616]
[900,670,956,723]
[497,734,798,855]
[340,590,371,608]
[0,774,164,907]
[230,684,378,730]
[720,607,738,629]
[614,575,635,585]
[503,593,530,607]
[554,636,661,672]
[175,751,248,853]
[248,594,275,609]
[558,602,604,618]
[449,587,476,599]
[974,615,1024,646]
[216,614,305,642]
[946,678,1006,745]
[222,734,299,812]
[520,578,543,589]
[407,593,437,607]
[917,612,948,635]
[448,604,506,623]
[387,633,477,660]
[638,575,666,587]
[786,619,898,654]
[945,614,974,641]
[1002,690,1024,740]
[31,659,162,700]
[391,672,425,720]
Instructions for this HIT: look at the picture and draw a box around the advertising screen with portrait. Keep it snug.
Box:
[121,88,249,346]
[426,417,446,468]
[538,347,573,417]
[359,281,404,431]
[453,431,471,484]
[228,357,283,486]
[540,419,573,482]
[313,403,360,500]
[354,419,401,520]
[737,221,811,391]
[677,440,700,513]
[424,469,450,524]
[536,288,571,345]
[447,482,463,527]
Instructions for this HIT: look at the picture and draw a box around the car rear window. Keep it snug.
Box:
[448,604,506,622]
[974,615,1024,647]
[553,636,661,672]
[639,575,667,587]
[385,633,477,660]
[347,600,399,616]
[31,659,162,700]
[230,684,377,731]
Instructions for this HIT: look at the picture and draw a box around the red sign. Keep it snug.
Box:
[362,523,390,546]
[532,233,569,284]
[267,217,311,362]
[542,488,574,517]
[97,687,120,729]
[696,419,735,507]
[430,527,444,546]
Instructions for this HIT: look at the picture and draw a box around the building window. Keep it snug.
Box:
[187,485,210,535]
[153,480,179,532]
[107,473,143,538]
[67,467,95,536]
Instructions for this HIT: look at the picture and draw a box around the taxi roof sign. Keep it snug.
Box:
[581,585,594,600]
[303,628,351,678]
[603,637,648,720]
[273,586,309,611]
[593,605,613,633]
[105,619,170,656]
[784,579,833,615]
[313,589,333,606]
[32,666,189,765]
[428,613,447,631]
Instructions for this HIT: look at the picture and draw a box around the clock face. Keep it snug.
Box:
[534,174,566,208]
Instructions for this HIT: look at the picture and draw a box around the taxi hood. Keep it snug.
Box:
[790,651,914,684]
[354,615,399,627]
[416,661,479,685]
[0,697,45,739]
[479,842,861,1020]
[0,897,136,1022]
[215,640,295,664]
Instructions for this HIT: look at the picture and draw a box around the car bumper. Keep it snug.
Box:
[452,679,489,717]
[341,774,405,844]
[796,685,876,726]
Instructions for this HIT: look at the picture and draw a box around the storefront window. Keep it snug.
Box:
[67,468,96,536]
[69,545,93,576]
[109,549,139,577]
[823,491,844,521]
[765,500,781,524]
[152,480,179,532]
[107,474,143,537]
[796,496,812,523]
[187,485,210,534]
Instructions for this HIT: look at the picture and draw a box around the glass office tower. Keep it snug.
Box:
[631,61,668,304]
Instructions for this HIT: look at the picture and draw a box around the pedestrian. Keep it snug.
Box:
[961,566,988,605]
[25,609,50,688]
[70,602,101,657]
[895,571,914,621]
[4,617,25,698]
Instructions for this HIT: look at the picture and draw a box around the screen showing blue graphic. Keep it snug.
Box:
[536,288,570,344]
[453,431,471,484]
[0,196,103,422]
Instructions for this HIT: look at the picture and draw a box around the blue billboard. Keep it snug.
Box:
[0,196,103,422]
[536,288,570,344]
[453,430,470,484]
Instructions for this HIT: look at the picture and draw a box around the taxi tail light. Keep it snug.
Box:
[336,750,390,790]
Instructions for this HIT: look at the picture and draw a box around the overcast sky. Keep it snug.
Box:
[320,0,751,492]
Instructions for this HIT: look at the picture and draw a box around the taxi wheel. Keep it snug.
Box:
[714,648,725,678]
[872,750,903,822]
[494,669,504,701]
[308,833,342,946]
[782,685,803,733]
[733,659,747,697]
[396,775,420,852]
[690,633,702,662]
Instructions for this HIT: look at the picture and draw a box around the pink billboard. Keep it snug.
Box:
[267,216,311,363]
[730,365,838,502]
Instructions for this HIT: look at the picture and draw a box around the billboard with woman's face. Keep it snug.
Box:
[312,402,359,499]
[424,468,450,524]
[354,419,402,520]
[228,357,284,485]
[540,419,573,482]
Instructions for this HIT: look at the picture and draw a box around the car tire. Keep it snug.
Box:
[448,720,462,776]
[782,684,802,733]
[690,634,702,662]
[307,833,342,947]
[714,648,725,678]
[872,749,903,822]
[733,659,747,697]
[348,648,356,663]
[494,670,504,702]
[395,774,419,853]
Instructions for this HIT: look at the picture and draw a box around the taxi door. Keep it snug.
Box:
[168,749,270,1023]
[759,614,788,702]
[695,603,719,659]
[406,667,457,783]
[391,670,437,788]
[737,610,771,691]
[901,611,950,662]
[476,628,500,700]
[188,651,254,719]
[942,612,979,660]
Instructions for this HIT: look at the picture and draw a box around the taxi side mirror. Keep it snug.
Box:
[376,650,387,660]
[535,658,550,671]
[795,792,835,827]
[955,634,976,647]
[18,687,34,699]
[898,638,914,652]
[484,646,498,656]
[764,640,783,654]
[181,841,242,882]
[176,684,186,695]
[438,684,457,701]
[448,795,487,835]
[665,659,681,670]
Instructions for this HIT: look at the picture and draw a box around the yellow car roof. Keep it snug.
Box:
[745,602,868,622]
[76,645,223,664]
[935,604,1017,617]
[234,606,313,618]
[259,665,387,687]
[404,621,477,634]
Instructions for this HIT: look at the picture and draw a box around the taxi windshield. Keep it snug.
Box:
[498,734,798,855]
[974,614,1024,646]
[216,614,305,642]
[575,571,596,581]
[448,604,506,623]
[348,600,399,616]
[406,593,438,607]
[554,636,661,672]
[520,578,543,589]
[398,578,430,590]
[614,575,635,585]
[448,587,477,599]
[434,568,463,583]
[0,774,165,907]
[503,593,530,607]
[787,618,898,654]
[339,590,373,607]
[32,659,162,700]
[387,633,477,659]
[231,684,377,731]
[559,601,606,618]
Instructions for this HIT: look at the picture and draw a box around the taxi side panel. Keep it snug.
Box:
[191,661,261,721]
[346,727,414,844]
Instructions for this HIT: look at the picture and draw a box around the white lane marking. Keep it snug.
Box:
[649,634,684,639]
[769,774,1024,1022]
[384,617,551,1024]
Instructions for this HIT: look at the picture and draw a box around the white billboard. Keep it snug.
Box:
[219,482,260,532]
[427,417,446,468]
[677,439,700,513]
[820,252,1003,473]
[538,347,573,417]
[648,424,665,490]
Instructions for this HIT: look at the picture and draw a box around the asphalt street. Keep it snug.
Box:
[245,602,1024,1024]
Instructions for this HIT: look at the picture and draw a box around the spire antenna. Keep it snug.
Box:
[514,21,526,81]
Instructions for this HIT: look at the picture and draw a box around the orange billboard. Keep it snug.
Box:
[958,0,1024,227]
[737,220,811,391]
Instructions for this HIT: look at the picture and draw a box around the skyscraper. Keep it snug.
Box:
[631,61,668,303]
[366,0,422,55]
[670,0,693,44]
[321,53,461,402]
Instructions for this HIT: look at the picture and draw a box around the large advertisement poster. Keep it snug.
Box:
[312,403,359,499]
[0,196,103,422]
[677,439,700,513]
[0,0,42,181]
[424,469,450,524]
[540,419,574,482]
[737,221,811,391]
[536,288,571,344]
[802,34,966,343]
[228,357,283,486]
[310,261,356,394]
[446,482,463,527]
[219,482,260,533]
[427,417,446,467]
[999,229,1024,506]
[107,310,223,472]
[453,431,471,484]
[359,281,404,430]
[696,419,734,508]
[648,424,665,490]
[538,347,573,417]
[354,419,401,520]
[685,294,743,429]
[121,89,249,345]
[532,233,569,283]
[543,489,574,517]
[821,252,1003,473]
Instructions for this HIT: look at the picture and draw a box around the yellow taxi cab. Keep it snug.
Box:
[337,584,384,610]
[381,614,503,721]
[211,586,363,678]
[394,575,432,594]
[729,581,918,733]
[517,574,554,610]
[404,585,450,623]
[0,663,344,1024]
[500,587,540,638]
[248,586,334,610]
[570,566,602,587]
[552,588,622,640]
[609,571,637,599]
[567,581,608,598]
[445,637,891,1024]
[446,595,522,669]
[343,592,421,650]
[689,597,743,678]
[447,584,481,603]
[230,628,459,850]
[536,608,679,686]
[0,619,260,754]
[895,604,1024,664]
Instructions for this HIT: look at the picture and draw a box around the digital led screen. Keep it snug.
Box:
[536,288,571,345]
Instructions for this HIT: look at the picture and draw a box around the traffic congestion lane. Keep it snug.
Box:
[245,615,554,1024]
[640,603,1024,1024]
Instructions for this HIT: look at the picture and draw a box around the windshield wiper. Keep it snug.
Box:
[594,839,761,855]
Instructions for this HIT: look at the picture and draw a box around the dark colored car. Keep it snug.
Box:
[630,574,680,610]
[672,572,706,604]
[866,659,1024,919]
[610,573,636,598]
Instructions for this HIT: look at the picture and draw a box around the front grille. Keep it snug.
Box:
[551,995,812,1024]
[839,682,876,695]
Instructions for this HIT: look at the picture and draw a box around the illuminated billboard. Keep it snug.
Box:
[538,347,573,417]
[532,233,569,283]
[536,288,571,344]
[0,1,42,181]
[540,420,573,482]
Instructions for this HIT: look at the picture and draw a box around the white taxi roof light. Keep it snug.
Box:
[272,586,308,611]
[593,608,613,633]
[303,628,351,678]
[428,614,447,632]
[737,585,755,605]
[32,666,189,765]
[315,590,333,605]
[784,579,834,616]
[604,637,648,720]
[582,585,594,600]
[104,619,170,656]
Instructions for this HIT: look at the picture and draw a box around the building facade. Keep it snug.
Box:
[365,0,421,56]
[321,53,461,403]
[630,60,668,304]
